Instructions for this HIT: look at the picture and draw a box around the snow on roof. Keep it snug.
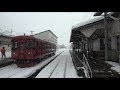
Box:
[72,16,104,29]
[72,12,116,30]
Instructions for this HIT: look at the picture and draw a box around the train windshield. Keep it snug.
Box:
[27,40,34,48]
[20,42,26,49]
[12,41,18,49]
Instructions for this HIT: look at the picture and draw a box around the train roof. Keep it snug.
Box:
[12,35,55,45]
[12,35,35,40]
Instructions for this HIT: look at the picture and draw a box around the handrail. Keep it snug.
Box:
[83,54,92,78]
[70,50,92,78]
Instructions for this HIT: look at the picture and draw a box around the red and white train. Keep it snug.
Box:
[11,35,57,67]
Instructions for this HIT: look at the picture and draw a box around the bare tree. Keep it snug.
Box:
[0,27,13,46]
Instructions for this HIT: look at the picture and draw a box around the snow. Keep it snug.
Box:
[0,49,63,78]
[36,49,81,78]
[72,16,104,29]
[105,61,120,74]
[0,49,80,78]
[49,53,67,78]
[35,52,62,78]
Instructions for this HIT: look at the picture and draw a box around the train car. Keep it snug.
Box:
[11,35,57,67]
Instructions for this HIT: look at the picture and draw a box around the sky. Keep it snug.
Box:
[0,12,96,47]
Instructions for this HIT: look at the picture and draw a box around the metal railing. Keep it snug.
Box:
[82,53,92,78]
[72,50,92,78]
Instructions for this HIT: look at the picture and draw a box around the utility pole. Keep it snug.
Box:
[94,12,120,61]
[104,12,108,61]
[94,12,108,61]
[30,30,34,35]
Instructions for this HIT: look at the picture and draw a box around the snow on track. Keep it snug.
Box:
[0,49,63,78]
[36,49,81,78]
[36,50,65,78]
[65,51,81,78]
[50,53,66,78]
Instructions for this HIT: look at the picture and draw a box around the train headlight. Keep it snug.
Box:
[28,52,31,54]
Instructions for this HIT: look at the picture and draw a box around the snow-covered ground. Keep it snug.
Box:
[36,49,81,78]
[105,61,120,74]
[0,51,11,61]
[0,49,64,78]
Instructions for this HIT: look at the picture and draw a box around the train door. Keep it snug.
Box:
[41,41,44,56]
[36,40,41,57]
[38,41,42,57]
[11,40,19,59]
[19,40,26,59]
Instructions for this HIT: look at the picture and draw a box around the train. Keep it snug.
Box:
[11,34,57,68]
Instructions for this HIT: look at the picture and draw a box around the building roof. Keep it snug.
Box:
[0,34,12,39]
[72,16,104,30]
[34,30,58,38]
[70,12,120,42]
[72,12,118,30]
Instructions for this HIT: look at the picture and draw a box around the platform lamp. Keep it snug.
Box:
[94,12,108,61]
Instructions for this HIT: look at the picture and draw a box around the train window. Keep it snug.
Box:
[20,42,26,49]
[27,40,34,48]
[12,41,17,49]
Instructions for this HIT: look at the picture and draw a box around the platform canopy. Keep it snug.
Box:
[70,12,120,43]
[70,28,86,42]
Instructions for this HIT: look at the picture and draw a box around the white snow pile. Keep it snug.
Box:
[72,16,104,29]
[105,61,120,74]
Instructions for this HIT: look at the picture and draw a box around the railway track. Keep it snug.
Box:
[29,51,64,78]
[70,50,92,78]
[0,50,64,78]
[36,49,80,78]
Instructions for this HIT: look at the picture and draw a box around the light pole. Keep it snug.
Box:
[94,12,108,61]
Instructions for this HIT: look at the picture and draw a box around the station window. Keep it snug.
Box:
[116,36,120,51]
[100,38,105,50]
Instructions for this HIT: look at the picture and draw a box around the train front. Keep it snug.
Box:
[11,36,36,67]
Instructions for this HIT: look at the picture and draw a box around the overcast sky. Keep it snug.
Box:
[0,12,95,47]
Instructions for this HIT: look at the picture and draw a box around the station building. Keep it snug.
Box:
[0,34,12,51]
[70,12,120,62]
[34,30,58,46]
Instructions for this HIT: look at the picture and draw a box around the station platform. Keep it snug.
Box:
[0,51,14,68]
[0,58,14,68]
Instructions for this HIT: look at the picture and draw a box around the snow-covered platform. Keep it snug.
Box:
[0,49,63,78]
[0,51,14,68]
[36,49,81,78]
